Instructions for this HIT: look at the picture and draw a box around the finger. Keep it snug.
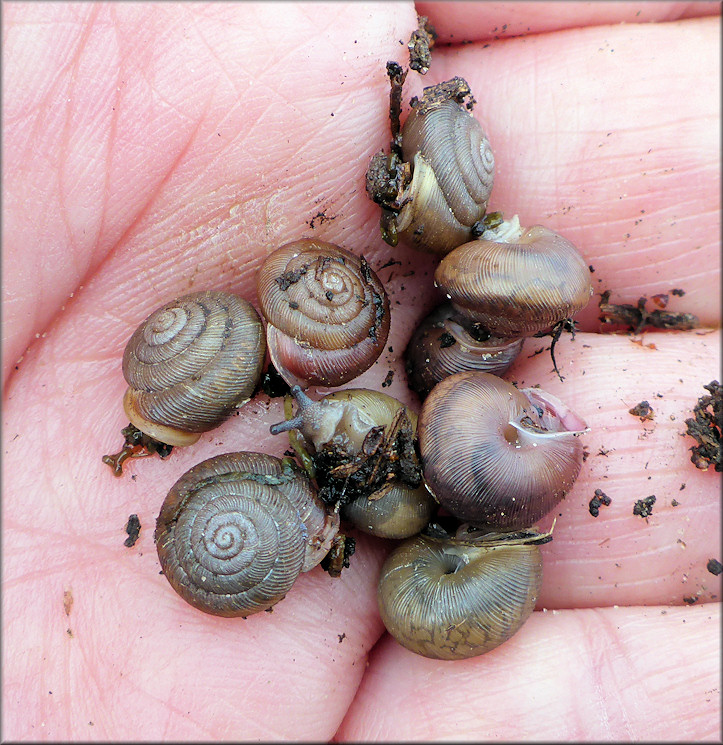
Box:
[506,329,721,609]
[1,0,419,385]
[3,2,419,740]
[335,603,720,741]
[423,17,720,330]
[416,1,719,43]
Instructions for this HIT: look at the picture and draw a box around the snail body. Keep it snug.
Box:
[405,302,523,398]
[378,528,546,660]
[122,291,265,446]
[385,93,494,255]
[435,219,593,337]
[271,387,434,539]
[155,452,340,617]
[257,240,390,388]
[419,371,587,530]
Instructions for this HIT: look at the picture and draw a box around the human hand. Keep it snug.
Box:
[3,2,720,740]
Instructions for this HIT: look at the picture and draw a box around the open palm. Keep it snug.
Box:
[3,2,720,740]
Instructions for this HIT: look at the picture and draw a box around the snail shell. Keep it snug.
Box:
[155,452,340,617]
[405,302,523,399]
[271,387,434,539]
[257,240,390,388]
[122,290,265,447]
[392,98,494,255]
[418,371,587,529]
[378,528,545,660]
[435,220,593,336]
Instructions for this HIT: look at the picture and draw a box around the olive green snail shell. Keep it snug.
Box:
[377,529,545,660]
[270,387,435,540]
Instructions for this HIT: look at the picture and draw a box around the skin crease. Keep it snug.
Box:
[2,1,720,741]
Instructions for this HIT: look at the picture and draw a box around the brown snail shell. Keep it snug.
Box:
[392,98,495,255]
[435,221,593,336]
[377,528,546,660]
[271,387,434,539]
[405,301,523,399]
[122,290,265,447]
[418,371,587,530]
[257,240,390,388]
[155,452,340,617]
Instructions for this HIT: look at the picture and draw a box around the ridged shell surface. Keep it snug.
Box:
[122,291,265,441]
[435,227,592,336]
[395,100,494,254]
[378,534,542,659]
[257,240,390,387]
[155,452,339,617]
[405,302,523,398]
[418,372,585,529]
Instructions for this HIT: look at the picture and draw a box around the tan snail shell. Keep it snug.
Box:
[435,220,593,336]
[122,290,266,446]
[378,527,546,660]
[418,371,587,529]
[391,97,495,255]
[257,240,390,388]
[155,452,340,617]
[270,387,434,539]
[405,301,524,399]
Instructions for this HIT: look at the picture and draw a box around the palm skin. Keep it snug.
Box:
[3,3,720,740]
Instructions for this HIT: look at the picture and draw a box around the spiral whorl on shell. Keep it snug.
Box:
[393,97,494,254]
[155,452,340,617]
[257,240,390,388]
[122,291,265,446]
[366,78,495,256]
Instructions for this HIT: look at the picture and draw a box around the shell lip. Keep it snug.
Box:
[520,387,588,435]
[422,519,554,548]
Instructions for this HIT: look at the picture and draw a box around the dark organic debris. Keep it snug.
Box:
[589,489,612,517]
[408,15,437,74]
[102,423,173,476]
[629,400,655,422]
[632,495,656,518]
[682,595,699,605]
[685,380,722,472]
[599,290,699,333]
[321,534,356,578]
[313,407,421,508]
[706,558,723,576]
[124,514,141,548]
[260,364,292,398]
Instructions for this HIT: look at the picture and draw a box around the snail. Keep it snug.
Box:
[257,240,390,388]
[366,77,494,255]
[418,371,587,530]
[155,452,340,617]
[270,386,434,539]
[102,291,266,474]
[435,216,593,337]
[377,525,550,660]
[405,301,524,399]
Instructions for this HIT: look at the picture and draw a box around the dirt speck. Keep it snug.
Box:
[124,514,141,548]
[632,495,656,518]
